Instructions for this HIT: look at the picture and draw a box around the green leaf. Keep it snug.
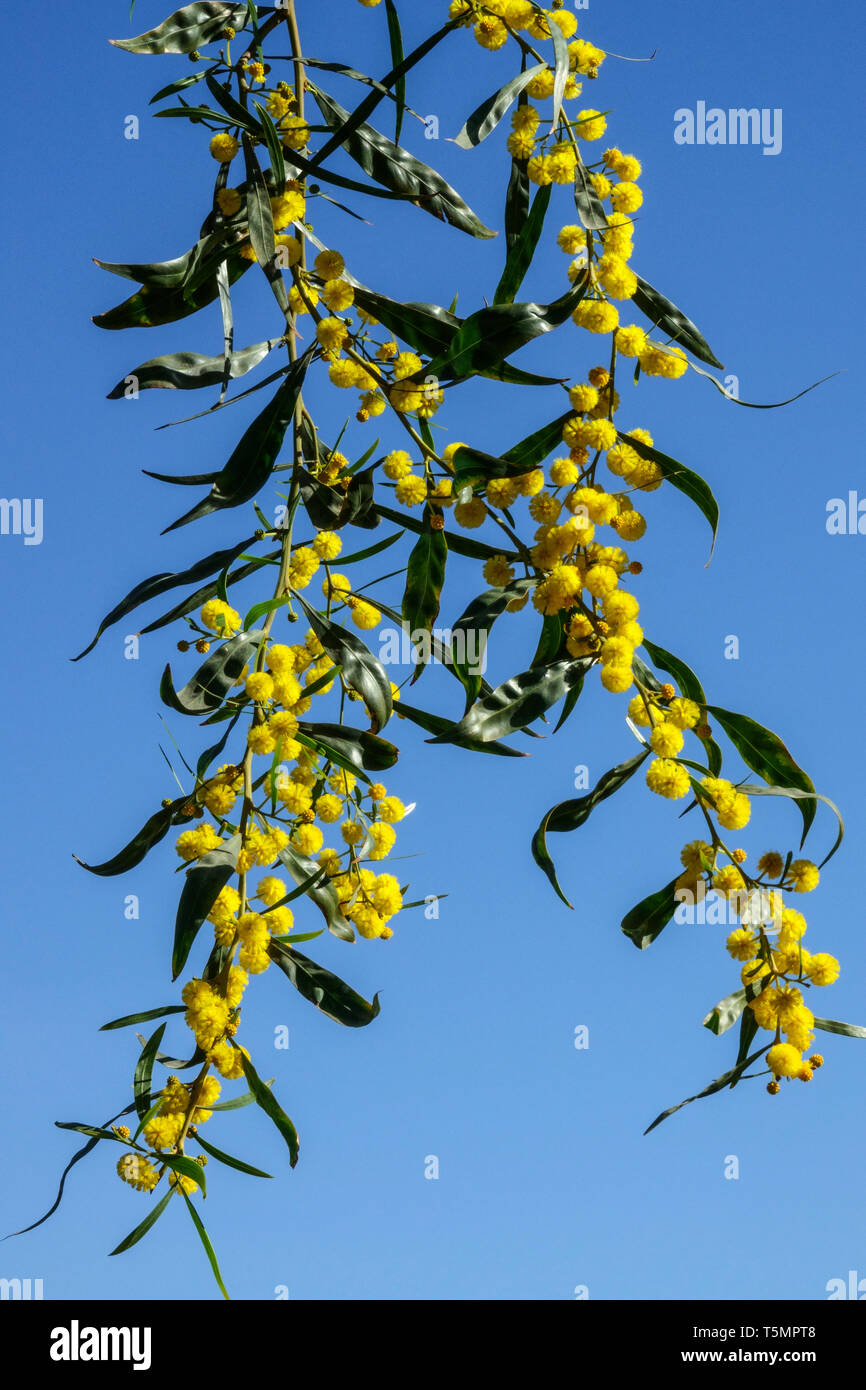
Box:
[149,69,213,104]
[735,1006,760,1067]
[450,578,534,709]
[100,1005,186,1032]
[160,629,263,716]
[181,1191,229,1299]
[632,273,724,370]
[532,753,649,908]
[494,184,552,306]
[374,503,519,562]
[93,251,249,330]
[140,554,277,638]
[277,843,354,942]
[738,785,844,868]
[111,3,247,54]
[110,1189,176,1257]
[296,723,399,780]
[641,638,723,776]
[164,350,311,533]
[204,70,262,135]
[133,1024,167,1121]
[94,229,232,291]
[426,282,585,384]
[402,515,447,674]
[253,99,287,190]
[549,15,569,131]
[689,360,841,410]
[504,151,530,255]
[293,591,392,733]
[813,1017,866,1041]
[452,411,573,492]
[455,64,547,149]
[644,1047,769,1135]
[161,1153,207,1197]
[383,0,406,143]
[348,285,461,356]
[617,430,719,557]
[54,1122,126,1143]
[572,148,609,230]
[430,659,589,749]
[620,877,680,950]
[172,833,242,980]
[395,698,525,758]
[192,1132,273,1177]
[268,941,381,1027]
[242,133,283,307]
[702,987,749,1036]
[239,1051,299,1167]
[73,793,193,877]
[706,706,816,843]
[108,341,277,398]
[309,85,496,239]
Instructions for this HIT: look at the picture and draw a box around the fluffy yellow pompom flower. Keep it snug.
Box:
[200,598,241,635]
[666,697,701,730]
[805,953,840,986]
[313,530,342,561]
[209,132,239,162]
[117,1153,160,1193]
[649,722,684,758]
[280,116,310,150]
[573,300,619,334]
[482,555,515,587]
[316,317,348,353]
[216,187,242,217]
[454,498,487,529]
[787,859,820,893]
[245,671,274,703]
[575,109,607,141]
[646,758,690,800]
[767,1043,803,1079]
[726,927,759,962]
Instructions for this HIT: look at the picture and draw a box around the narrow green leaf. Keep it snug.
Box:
[268,941,381,1028]
[193,1132,273,1177]
[110,1189,176,1257]
[160,629,263,716]
[239,1051,299,1167]
[632,273,724,370]
[293,591,392,733]
[620,877,680,950]
[431,659,589,747]
[383,0,406,143]
[706,706,816,843]
[181,1191,229,1299]
[455,64,547,149]
[617,430,719,557]
[108,341,277,398]
[277,843,354,942]
[494,184,552,306]
[813,1017,866,1041]
[74,793,193,877]
[172,833,242,980]
[101,1005,186,1032]
[111,3,247,55]
[532,753,649,908]
[450,578,534,709]
[644,1047,770,1135]
[133,1024,167,1121]
[395,698,525,758]
[402,515,447,674]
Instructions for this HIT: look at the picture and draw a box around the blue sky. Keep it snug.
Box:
[1,0,864,1301]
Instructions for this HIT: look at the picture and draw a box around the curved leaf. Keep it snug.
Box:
[74,793,193,877]
[632,273,724,370]
[425,282,585,384]
[180,1191,229,1299]
[374,503,519,562]
[310,85,496,239]
[111,3,246,54]
[617,431,719,557]
[110,1189,176,1257]
[813,1017,866,1041]
[93,253,249,330]
[160,629,263,716]
[641,638,723,776]
[172,833,242,980]
[737,784,844,868]
[348,285,461,355]
[395,698,525,758]
[193,1132,273,1177]
[239,1051,299,1167]
[621,877,680,950]
[402,516,447,674]
[494,183,552,306]
[450,578,534,709]
[431,659,589,747]
[294,591,392,733]
[100,1005,186,1032]
[706,707,816,843]
[133,1024,167,1121]
[644,1046,769,1135]
[73,536,257,659]
[277,843,354,942]
[164,348,312,531]
[108,341,277,397]
[268,940,381,1027]
[296,723,399,779]
[455,64,547,149]
[532,753,649,908]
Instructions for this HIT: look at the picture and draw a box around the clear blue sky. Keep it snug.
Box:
[2,0,864,1301]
